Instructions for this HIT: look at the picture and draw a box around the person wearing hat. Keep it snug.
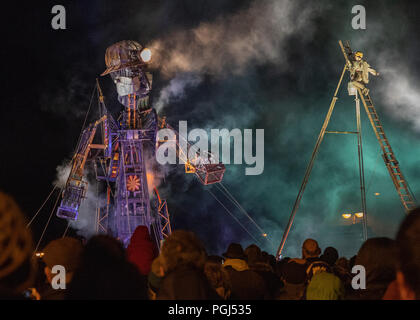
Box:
[41,237,83,300]
[348,50,379,96]
[244,244,284,299]
[222,243,267,300]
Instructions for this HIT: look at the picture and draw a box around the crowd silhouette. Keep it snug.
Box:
[0,191,419,300]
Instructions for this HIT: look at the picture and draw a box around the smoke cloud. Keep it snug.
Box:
[150,0,322,76]
[154,73,203,113]
[377,58,420,132]
[149,0,324,111]
[53,160,72,188]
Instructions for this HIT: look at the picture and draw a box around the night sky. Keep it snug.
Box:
[2,0,420,258]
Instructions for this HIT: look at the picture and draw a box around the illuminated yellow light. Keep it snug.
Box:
[262,233,267,237]
[355,212,364,218]
[35,252,44,258]
[140,48,152,62]
[374,192,380,196]
[342,213,352,219]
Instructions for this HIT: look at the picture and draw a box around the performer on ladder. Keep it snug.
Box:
[347,51,380,96]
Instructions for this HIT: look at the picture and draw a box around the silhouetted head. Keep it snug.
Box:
[320,247,339,266]
[160,230,207,273]
[356,237,397,286]
[222,243,247,261]
[302,239,321,259]
[396,208,420,299]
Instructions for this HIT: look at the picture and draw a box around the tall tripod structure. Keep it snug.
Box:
[276,40,417,259]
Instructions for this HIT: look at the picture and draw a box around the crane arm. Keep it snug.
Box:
[57,115,108,220]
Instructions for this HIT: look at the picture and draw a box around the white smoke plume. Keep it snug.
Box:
[53,160,72,188]
[154,73,202,113]
[376,57,420,132]
[352,22,420,133]
[52,159,100,239]
[149,0,324,111]
[69,178,104,239]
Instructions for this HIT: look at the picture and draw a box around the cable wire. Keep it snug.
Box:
[217,183,267,235]
[27,185,58,228]
[33,187,63,254]
[206,187,262,245]
[215,183,275,247]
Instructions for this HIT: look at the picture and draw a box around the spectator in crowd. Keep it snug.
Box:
[157,230,219,300]
[346,237,397,300]
[127,225,158,276]
[276,256,307,300]
[302,239,331,282]
[305,272,345,300]
[391,207,420,300]
[204,256,231,299]
[333,257,353,293]
[349,255,357,269]
[66,235,147,300]
[320,247,339,267]
[147,256,165,300]
[0,192,37,300]
[277,238,331,299]
[306,271,345,300]
[245,244,283,299]
[222,243,267,300]
[40,237,83,300]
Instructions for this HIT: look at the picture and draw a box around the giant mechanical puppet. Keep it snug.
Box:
[56,40,225,248]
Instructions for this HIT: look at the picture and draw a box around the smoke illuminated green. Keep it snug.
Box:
[158,0,420,258]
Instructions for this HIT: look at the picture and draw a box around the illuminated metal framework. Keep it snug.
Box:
[41,40,268,252]
[56,75,227,249]
[276,40,417,259]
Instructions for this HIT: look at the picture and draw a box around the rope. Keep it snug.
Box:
[33,187,63,254]
[74,84,97,155]
[28,83,97,234]
[62,222,70,238]
[216,183,275,247]
[206,187,262,246]
[27,185,58,228]
[217,183,267,236]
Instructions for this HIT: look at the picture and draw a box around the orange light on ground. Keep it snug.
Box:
[342,213,352,219]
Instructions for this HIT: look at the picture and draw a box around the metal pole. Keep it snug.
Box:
[355,91,368,241]
[276,65,347,259]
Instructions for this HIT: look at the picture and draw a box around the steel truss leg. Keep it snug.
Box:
[276,65,347,259]
[355,92,368,241]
